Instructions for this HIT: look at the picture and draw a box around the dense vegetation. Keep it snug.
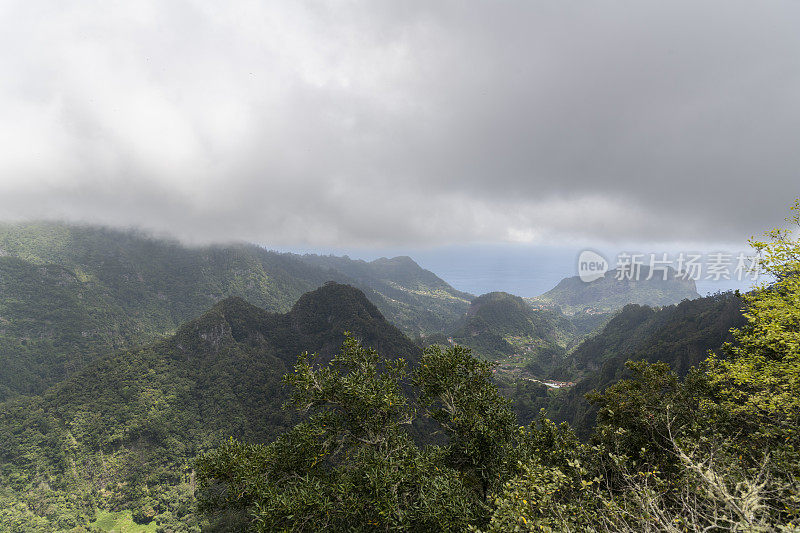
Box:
[449,291,609,374]
[545,291,745,437]
[296,254,473,335]
[0,223,469,400]
[2,201,799,531]
[196,338,521,531]
[530,265,700,314]
[0,283,420,531]
[197,203,800,531]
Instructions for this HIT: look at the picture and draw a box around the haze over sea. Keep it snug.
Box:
[274,244,759,298]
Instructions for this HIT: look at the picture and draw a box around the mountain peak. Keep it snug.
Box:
[530,265,700,314]
[289,282,385,334]
[468,291,528,316]
[175,296,272,351]
[472,291,525,304]
[370,255,419,268]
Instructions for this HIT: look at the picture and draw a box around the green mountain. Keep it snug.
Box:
[545,291,745,436]
[296,254,473,335]
[449,292,610,377]
[528,266,700,314]
[0,283,421,531]
[0,222,468,400]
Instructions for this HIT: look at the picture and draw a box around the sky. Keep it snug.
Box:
[1,1,798,294]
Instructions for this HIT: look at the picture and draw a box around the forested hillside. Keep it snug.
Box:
[298,254,473,334]
[530,265,700,313]
[195,208,800,531]
[1,214,797,532]
[0,283,420,531]
[445,290,744,432]
[546,291,745,436]
[449,291,609,375]
[0,223,468,400]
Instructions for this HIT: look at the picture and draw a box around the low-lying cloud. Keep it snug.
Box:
[1,0,797,246]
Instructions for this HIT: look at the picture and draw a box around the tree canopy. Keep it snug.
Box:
[199,201,800,531]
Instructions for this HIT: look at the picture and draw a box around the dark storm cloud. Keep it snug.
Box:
[0,0,797,246]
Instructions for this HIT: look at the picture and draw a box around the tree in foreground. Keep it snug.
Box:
[196,336,517,531]
[483,200,800,532]
[197,200,800,532]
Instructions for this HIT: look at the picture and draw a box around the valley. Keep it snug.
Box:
[0,222,772,532]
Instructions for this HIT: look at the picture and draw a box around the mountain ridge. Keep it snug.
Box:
[447,292,610,381]
[0,282,421,530]
[529,265,700,314]
[0,222,465,400]
[545,291,745,437]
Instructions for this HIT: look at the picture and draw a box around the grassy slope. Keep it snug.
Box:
[90,510,158,533]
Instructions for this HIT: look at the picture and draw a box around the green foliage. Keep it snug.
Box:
[197,337,482,532]
[197,337,616,532]
[559,292,745,380]
[546,292,744,437]
[90,509,158,532]
[284,335,413,448]
[451,292,574,361]
[448,292,606,380]
[482,200,800,531]
[0,222,469,400]
[588,361,685,470]
[0,283,420,531]
[577,356,800,531]
[531,264,700,314]
[499,379,550,425]
[701,200,800,477]
[416,345,519,501]
[479,459,597,533]
[297,255,473,336]
[477,415,599,533]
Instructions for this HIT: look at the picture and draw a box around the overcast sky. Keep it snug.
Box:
[1,1,798,248]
